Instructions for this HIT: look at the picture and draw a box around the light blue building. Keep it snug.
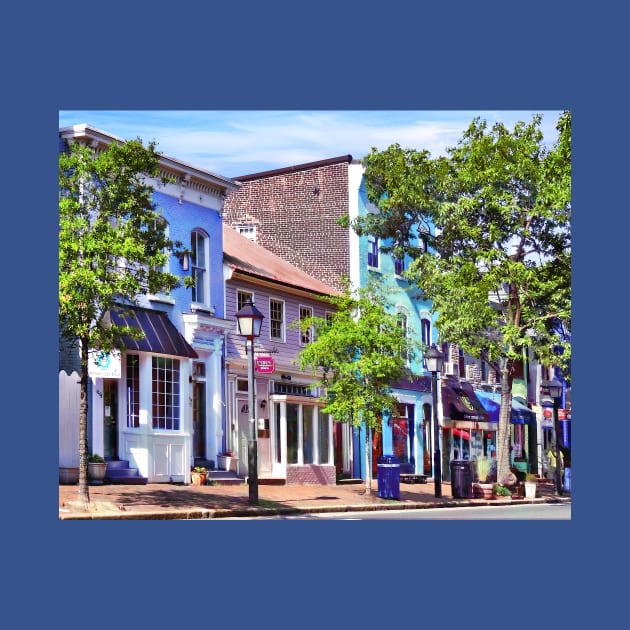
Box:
[58,124,238,483]
[348,164,438,481]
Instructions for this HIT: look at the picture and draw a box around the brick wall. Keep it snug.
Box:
[224,159,351,292]
[286,464,337,485]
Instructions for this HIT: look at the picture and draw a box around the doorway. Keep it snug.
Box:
[192,362,206,459]
[103,379,118,460]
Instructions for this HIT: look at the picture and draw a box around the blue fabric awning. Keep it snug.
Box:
[474,391,536,425]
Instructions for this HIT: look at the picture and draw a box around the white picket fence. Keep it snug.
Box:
[59,371,80,467]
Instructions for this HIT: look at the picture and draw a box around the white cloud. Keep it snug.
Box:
[59,110,563,178]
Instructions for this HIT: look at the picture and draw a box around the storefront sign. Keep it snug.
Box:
[255,356,275,374]
[88,349,121,378]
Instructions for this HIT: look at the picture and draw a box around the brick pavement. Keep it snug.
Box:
[58,478,569,520]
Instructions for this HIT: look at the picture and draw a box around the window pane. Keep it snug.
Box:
[191,231,207,304]
[303,406,314,464]
[275,403,282,463]
[392,418,409,463]
[286,403,298,464]
[270,299,284,340]
[300,306,313,345]
[318,413,330,464]
[126,355,140,428]
[152,357,180,430]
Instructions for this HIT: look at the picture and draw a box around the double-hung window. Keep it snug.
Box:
[367,235,379,269]
[190,229,209,305]
[299,306,314,345]
[270,298,285,342]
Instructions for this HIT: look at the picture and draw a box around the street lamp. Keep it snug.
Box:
[235,299,264,505]
[425,344,444,498]
[541,378,563,496]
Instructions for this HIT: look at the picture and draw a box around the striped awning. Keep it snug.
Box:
[109,305,198,358]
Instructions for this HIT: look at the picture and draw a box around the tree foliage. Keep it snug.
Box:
[353,112,571,483]
[59,137,187,504]
[296,280,419,493]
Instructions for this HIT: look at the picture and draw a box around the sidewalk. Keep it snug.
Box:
[58,478,571,520]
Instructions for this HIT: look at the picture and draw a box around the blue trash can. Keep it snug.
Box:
[377,455,400,500]
[564,467,571,491]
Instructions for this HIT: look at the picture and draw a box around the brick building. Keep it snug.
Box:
[223,155,353,293]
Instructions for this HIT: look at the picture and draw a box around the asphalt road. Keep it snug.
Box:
[217,502,571,520]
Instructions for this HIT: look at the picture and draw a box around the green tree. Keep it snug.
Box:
[59,137,188,506]
[354,112,571,484]
[296,281,419,494]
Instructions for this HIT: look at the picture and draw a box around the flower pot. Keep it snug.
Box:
[524,481,537,499]
[88,462,107,484]
[217,455,231,471]
[59,466,79,485]
[191,471,207,486]
[473,482,494,499]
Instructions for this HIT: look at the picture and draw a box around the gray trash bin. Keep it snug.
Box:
[377,455,400,500]
[450,459,474,498]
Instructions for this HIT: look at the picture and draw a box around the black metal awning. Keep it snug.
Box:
[109,305,198,358]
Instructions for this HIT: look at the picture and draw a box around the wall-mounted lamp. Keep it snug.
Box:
[260,399,267,410]
[176,250,190,272]
[281,374,292,381]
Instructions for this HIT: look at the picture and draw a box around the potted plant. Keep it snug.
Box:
[217,450,235,472]
[473,457,494,499]
[524,473,537,499]
[190,466,207,486]
[87,453,107,484]
[492,482,512,501]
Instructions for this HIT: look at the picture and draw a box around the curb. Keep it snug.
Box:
[58,495,570,520]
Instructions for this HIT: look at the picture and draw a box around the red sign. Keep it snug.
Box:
[255,356,275,374]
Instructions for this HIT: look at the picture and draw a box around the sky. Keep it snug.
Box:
[58,110,563,180]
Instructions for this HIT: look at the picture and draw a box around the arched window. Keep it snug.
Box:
[190,229,209,305]
[421,318,431,347]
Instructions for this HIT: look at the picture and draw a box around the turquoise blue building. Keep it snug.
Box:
[348,166,438,481]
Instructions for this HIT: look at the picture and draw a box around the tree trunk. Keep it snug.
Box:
[78,338,90,506]
[364,422,372,495]
[496,360,514,484]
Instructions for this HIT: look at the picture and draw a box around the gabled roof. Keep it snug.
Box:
[223,225,340,297]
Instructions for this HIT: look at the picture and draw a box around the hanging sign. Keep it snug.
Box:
[255,356,275,374]
[88,349,121,378]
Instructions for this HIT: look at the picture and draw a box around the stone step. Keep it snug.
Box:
[105,460,148,485]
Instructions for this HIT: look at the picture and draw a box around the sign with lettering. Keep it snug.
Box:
[88,349,121,378]
[255,356,275,374]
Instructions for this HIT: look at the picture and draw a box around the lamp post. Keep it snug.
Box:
[425,344,444,498]
[541,378,563,496]
[235,299,264,505]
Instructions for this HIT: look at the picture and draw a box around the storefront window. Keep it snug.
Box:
[152,357,180,430]
[287,403,299,464]
[303,406,314,463]
[318,413,330,464]
[275,403,282,463]
[392,418,409,463]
